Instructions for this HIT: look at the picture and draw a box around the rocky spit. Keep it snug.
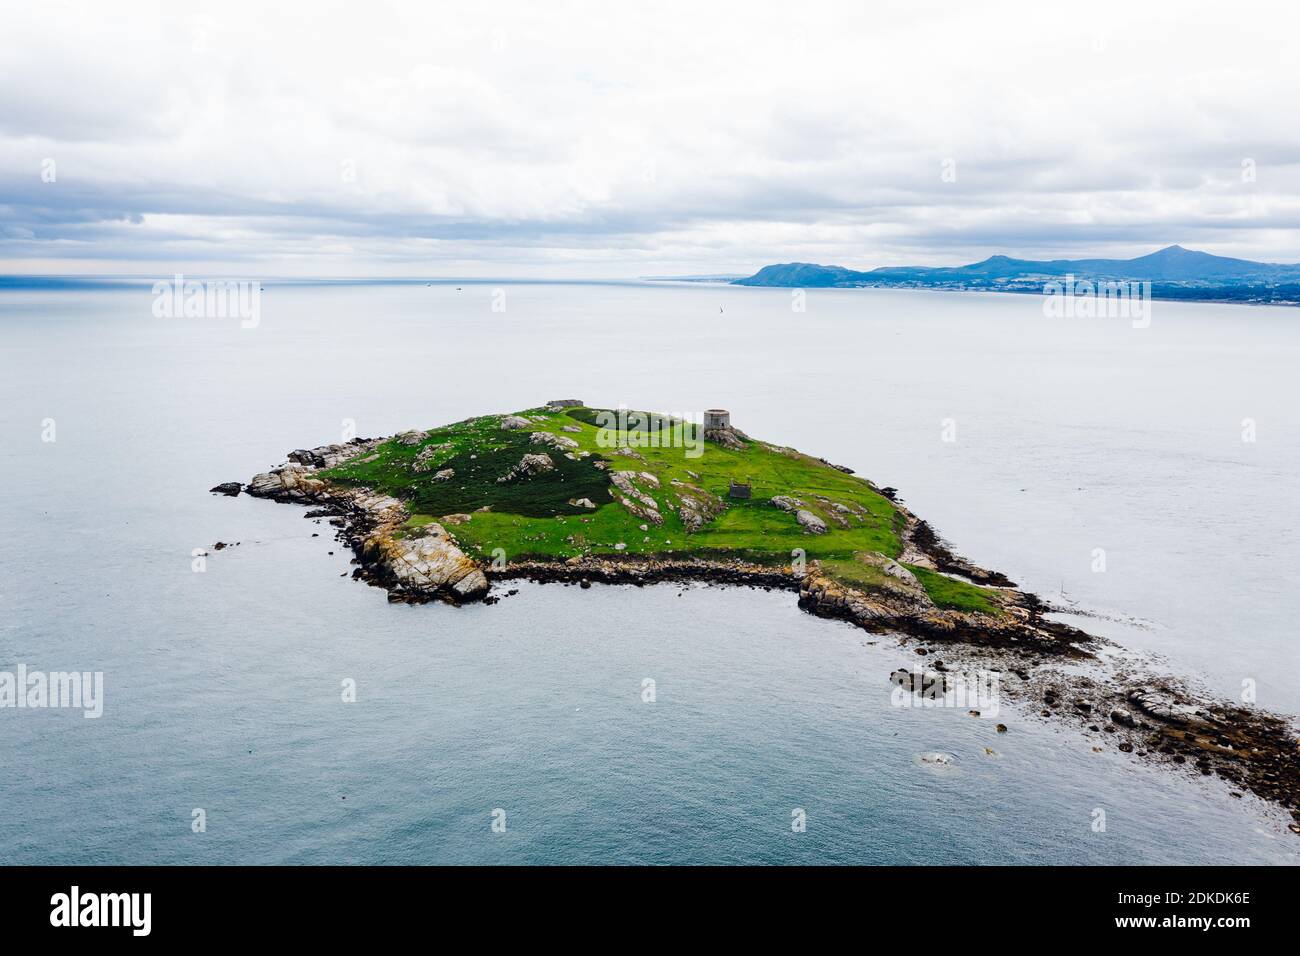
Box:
[217,437,1300,834]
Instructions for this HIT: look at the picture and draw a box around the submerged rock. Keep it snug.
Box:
[918,751,957,766]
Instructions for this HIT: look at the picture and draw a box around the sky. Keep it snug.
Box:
[3,0,1300,277]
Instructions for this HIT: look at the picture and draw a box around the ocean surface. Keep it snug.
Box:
[1,279,1297,864]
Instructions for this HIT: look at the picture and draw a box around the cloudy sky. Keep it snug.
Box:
[4,0,1300,277]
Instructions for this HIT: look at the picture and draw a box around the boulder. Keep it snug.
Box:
[796,509,828,534]
[1110,707,1138,728]
[530,431,579,450]
[245,465,323,500]
[209,482,242,497]
[1128,688,1207,727]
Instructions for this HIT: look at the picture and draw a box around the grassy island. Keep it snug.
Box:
[315,405,997,614]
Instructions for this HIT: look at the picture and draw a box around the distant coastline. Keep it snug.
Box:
[728,245,1300,307]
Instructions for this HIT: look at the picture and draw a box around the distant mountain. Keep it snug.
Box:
[734,246,1300,304]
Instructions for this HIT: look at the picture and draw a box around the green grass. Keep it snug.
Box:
[314,406,999,616]
[905,565,1001,614]
[320,411,610,519]
[818,555,900,592]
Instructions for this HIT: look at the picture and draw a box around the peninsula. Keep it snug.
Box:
[734,245,1300,305]
[216,403,1300,832]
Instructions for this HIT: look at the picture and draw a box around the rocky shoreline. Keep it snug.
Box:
[218,438,1300,834]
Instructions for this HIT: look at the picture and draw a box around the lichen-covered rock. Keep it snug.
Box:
[499,415,532,430]
[879,557,920,586]
[530,431,579,450]
[703,424,747,450]
[497,452,555,482]
[796,509,827,534]
[287,439,379,470]
[610,471,663,525]
[354,492,403,515]
[364,523,487,599]
[672,479,725,532]
[433,468,455,481]
[246,464,325,500]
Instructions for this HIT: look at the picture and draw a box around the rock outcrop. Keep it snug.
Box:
[610,471,663,525]
[241,441,487,603]
[530,431,579,451]
[497,453,555,482]
[672,479,725,532]
[361,522,487,599]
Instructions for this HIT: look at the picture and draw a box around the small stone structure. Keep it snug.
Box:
[729,480,752,499]
[547,399,584,408]
[704,409,731,430]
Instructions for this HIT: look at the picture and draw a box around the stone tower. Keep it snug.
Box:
[702,408,746,450]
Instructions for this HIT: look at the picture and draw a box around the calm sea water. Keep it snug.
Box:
[1,280,1297,864]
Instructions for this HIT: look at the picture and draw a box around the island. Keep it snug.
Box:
[216,402,1300,833]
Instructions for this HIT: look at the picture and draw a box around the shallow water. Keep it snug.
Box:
[1,280,1297,864]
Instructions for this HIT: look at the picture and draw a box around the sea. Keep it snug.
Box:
[2,278,1297,864]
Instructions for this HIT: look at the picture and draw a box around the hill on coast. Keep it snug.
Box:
[734,246,1300,304]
